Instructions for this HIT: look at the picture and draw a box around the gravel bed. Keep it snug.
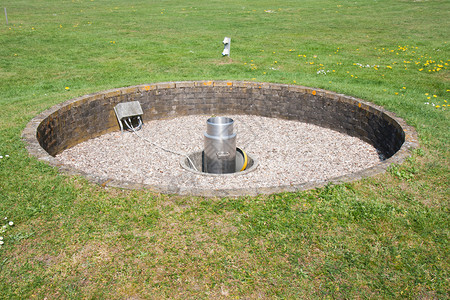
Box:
[56,115,381,191]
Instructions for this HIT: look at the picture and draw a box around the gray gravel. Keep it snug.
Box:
[56,115,381,190]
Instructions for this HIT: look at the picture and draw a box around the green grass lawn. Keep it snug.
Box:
[0,0,448,298]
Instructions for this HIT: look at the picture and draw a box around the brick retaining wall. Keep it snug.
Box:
[22,81,419,196]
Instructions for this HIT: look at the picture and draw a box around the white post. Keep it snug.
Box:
[222,37,231,57]
[4,8,8,25]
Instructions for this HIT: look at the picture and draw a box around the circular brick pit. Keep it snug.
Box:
[22,81,418,197]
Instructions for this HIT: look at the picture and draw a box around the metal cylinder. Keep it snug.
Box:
[203,117,237,174]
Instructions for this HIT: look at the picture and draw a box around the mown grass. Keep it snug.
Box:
[0,0,448,298]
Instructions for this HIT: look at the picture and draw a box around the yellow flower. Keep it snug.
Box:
[65,87,70,90]
[436,105,440,108]
[402,87,406,89]
[387,66,392,69]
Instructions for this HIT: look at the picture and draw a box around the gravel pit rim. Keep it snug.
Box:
[180,149,259,177]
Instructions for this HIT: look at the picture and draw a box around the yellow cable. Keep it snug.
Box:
[239,148,248,171]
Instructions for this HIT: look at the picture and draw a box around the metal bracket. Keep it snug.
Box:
[114,101,143,132]
[216,151,230,159]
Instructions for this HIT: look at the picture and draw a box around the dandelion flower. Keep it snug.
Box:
[65,87,70,91]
